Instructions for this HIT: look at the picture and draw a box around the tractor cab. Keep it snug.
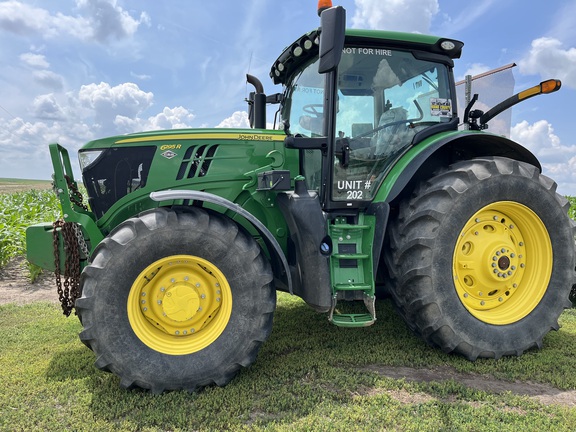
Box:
[272,12,463,211]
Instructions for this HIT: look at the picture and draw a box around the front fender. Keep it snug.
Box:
[150,190,292,293]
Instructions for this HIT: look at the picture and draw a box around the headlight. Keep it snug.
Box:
[78,150,104,171]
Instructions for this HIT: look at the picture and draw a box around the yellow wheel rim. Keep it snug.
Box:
[127,255,232,355]
[453,202,552,325]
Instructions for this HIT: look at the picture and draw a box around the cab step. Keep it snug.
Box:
[328,292,376,327]
[330,313,375,327]
[328,215,376,328]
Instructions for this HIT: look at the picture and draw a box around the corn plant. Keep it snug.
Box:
[568,195,576,222]
[0,189,61,268]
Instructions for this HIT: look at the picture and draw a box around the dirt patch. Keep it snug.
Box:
[363,365,576,407]
[0,256,59,305]
[0,180,52,194]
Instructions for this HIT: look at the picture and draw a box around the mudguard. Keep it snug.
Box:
[149,190,292,293]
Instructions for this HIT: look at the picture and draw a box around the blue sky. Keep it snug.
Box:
[1,0,575,195]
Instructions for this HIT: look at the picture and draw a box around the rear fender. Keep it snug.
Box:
[377,131,541,204]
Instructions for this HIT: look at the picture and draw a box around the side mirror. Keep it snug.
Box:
[318,6,346,74]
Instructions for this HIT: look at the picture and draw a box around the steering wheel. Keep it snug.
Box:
[349,100,424,143]
[302,104,323,117]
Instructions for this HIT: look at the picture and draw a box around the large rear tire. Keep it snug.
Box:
[75,207,275,392]
[385,157,576,360]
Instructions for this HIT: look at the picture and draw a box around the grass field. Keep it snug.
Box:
[2,297,576,431]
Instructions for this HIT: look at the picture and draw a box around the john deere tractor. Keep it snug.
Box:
[27,3,576,393]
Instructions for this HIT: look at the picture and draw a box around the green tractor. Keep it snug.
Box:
[26,3,576,393]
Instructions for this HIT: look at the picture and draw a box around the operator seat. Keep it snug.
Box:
[373,107,412,157]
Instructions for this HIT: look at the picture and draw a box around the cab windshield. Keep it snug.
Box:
[282,46,454,203]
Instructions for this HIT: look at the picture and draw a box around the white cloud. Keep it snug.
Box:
[0,115,93,151]
[460,63,490,80]
[0,1,89,39]
[115,106,195,133]
[75,0,151,43]
[511,120,576,195]
[0,0,148,43]
[0,79,196,180]
[19,52,49,68]
[32,94,65,120]
[144,106,195,130]
[18,52,64,89]
[518,37,576,89]
[130,71,151,81]
[1,80,192,152]
[216,111,250,128]
[78,82,154,129]
[352,0,439,32]
[32,70,64,90]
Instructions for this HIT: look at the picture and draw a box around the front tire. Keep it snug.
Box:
[75,207,276,392]
[385,157,576,360]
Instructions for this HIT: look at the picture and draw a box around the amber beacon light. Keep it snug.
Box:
[317,0,333,16]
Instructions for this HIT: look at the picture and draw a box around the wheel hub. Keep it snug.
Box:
[453,202,551,325]
[127,255,232,354]
[497,255,510,271]
[162,285,200,322]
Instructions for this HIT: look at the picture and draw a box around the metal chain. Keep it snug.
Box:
[53,219,82,316]
[72,222,91,263]
[65,175,88,211]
